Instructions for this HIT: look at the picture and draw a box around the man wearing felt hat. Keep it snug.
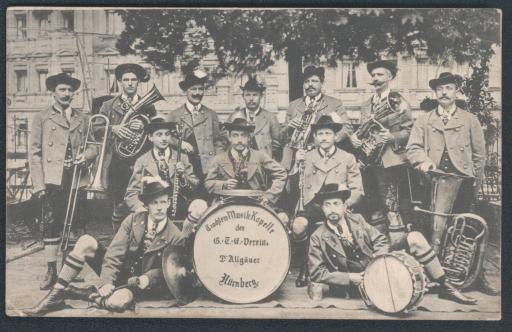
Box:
[225,77,284,159]
[24,177,204,315]
[204,116,287,206]
[29,72,98,290]
[407,72,497,296]
[290,115,363,287]
[307,183,477,305]
[97,63,157,232]
[350,59,413,244]
[125,116,200,219]
[284,65,353,151]
[167,67,222,200]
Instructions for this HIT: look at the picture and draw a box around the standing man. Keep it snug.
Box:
[24,178,205,315]
[284,65,353,155]
[29,73,98,290]
[204,117,287,207]
[226,77,283,159]
[308,183,477,305]
[167,68,222,200]
[98,63,156,231]
[291,115,363,287]
[406,72,497,295]
[125,116,200,219]
[350,60,413,243]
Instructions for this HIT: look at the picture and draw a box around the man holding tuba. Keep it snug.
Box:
[406,72,498,295]
[350,60,413,246]
[29,73,98,290]
[98,63,157,232]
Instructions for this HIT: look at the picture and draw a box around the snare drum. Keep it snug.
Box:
[359,251,427,314]
[193,198,291,304]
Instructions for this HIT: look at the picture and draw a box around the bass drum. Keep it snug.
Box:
[193,198,291,304]
[359,251,427,314]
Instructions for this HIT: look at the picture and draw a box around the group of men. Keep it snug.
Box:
[25,58,497,315]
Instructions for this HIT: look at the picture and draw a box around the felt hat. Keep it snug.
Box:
[311,115,343,133]
[179,69,208,91]
[314,183,351,203]
[428,72,462,90]
[46,72,81,91]
[222,117,255,132]
[115,63,150,82]
[302,65,325,81]
[367,60,398,78]
[145,116,176,134]
[240,77,266,93]
[139,176,172,204]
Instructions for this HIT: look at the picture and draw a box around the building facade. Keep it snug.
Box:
[6,8,502,199]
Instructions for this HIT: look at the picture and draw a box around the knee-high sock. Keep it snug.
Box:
[54,254,84,289]
[43,237,60,263]
[416,248,445,280]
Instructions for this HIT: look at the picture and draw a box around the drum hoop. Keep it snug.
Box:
[192,201,291,304]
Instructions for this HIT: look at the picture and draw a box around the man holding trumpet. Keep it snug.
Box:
[98,63,157,232]
[29,73,98,290]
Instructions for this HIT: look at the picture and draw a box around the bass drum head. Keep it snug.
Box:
[193,202,290,304]
[363,254,414,313]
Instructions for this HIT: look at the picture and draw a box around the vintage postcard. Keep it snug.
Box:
[5,7,501,320]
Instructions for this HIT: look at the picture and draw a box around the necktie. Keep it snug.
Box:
[337,220,353,245]
[157,150,170,184]
[441,114,449,125]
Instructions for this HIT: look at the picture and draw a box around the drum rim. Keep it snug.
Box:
[192,200,291,304]
[361,251,424,314]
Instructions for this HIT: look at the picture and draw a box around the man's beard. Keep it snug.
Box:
[327,213,341,222]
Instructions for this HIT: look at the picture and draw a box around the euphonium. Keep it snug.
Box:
[114,85,165,159]
[281,107,315,172]
[413,170,488,289]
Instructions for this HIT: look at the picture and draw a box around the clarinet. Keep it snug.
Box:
[235,149,249,188]
[171,121,185,218]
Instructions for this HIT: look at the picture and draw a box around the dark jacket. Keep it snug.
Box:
[308,212,389,286]
[99,211,194,289]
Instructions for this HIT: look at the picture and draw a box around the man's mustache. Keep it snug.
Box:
[192,94,203,99]
[369,81,383,86]
[327,213,341,219]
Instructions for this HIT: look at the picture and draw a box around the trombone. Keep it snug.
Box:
[60,114,110,254]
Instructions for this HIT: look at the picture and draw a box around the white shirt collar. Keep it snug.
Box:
[121,94,139,104]
[185,101,202,113]
[147,214,168,236]
[245,107,261,120]
[319,145,336,159]
[437,103,457,118]
[305,93,322,106]
[153,147,171,161]
[326,216,354,244]
[230,147,249,162]
[372,88,390,104]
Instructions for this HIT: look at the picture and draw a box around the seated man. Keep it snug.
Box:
[308,183,477,305]
[204,117,288,207]
[291,115,363,287]
[125,116,199,219]
[24,178,207,316]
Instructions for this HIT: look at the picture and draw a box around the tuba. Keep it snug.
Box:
[354,92,405,167]
[413,170,488,289]
[114,85,165,159]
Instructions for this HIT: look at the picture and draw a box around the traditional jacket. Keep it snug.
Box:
[285,94,353,145]
[225,107,283,158]
[406,107,486,181]
[29,106,98,193]
[204,148,287,204]
[301,147,363,207]
[308,212,389,286]
[97,95,157,188]
[99,211,194,289]
[167,104,222,175]
[124,149,199,212]
[359,91,413,168]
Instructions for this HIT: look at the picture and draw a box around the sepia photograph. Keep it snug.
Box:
[5,7,502,320]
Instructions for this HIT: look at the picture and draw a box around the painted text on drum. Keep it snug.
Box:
[204,209,276,234]
[213,237,269,246]
[219,255,261,265]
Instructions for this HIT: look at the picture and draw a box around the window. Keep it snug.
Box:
[62,11,74,32]
[15,14,27,39]
[106,10,116,35]
[342,62,358,88]
[15,70,27,93]
[38,15,50,36]
[38,70,48,92]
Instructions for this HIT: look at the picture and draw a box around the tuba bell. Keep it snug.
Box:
[413,170,488,289]
[114,85,165,159]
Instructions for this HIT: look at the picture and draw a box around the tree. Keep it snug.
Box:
[115,8,500,104]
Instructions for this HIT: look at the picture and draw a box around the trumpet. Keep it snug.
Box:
[60,114,109,254]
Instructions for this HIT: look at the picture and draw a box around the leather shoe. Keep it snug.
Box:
[40,266,57,290]
[23,288,68,316]
[63,285,97,301]
[476,278,500,296]
[439,280,477,305]
[295,272,308,288]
